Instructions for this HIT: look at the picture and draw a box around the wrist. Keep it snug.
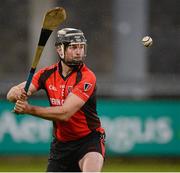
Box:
[26,104,33,114]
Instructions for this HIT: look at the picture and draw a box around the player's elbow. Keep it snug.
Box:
[63,112,74,121]
[57,114,70,122]
[58,111,73,122]
[62,116,70,122]
[57,104,79,122]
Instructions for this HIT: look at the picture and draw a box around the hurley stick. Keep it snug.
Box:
[24,7,66,92]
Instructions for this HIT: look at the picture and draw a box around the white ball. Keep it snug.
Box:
[142,36,153,47]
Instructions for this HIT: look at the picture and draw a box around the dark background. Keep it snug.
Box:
[1,0,180,99]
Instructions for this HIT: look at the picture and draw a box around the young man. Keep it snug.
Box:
[7,28,105,172]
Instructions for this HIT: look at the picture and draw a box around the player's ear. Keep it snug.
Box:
[56,45,64,57]
[56,45,61,52]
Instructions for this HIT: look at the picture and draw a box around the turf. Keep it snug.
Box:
[1,156,180,172]
[103,157,180,172]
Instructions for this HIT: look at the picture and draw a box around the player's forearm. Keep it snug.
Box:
[27,105,69,121]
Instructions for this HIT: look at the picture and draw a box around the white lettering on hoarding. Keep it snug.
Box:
[0,111,174,153]
[0,111,52,143]
[101,116,173,153]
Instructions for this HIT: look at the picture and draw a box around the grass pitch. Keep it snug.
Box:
[0,156,180,172]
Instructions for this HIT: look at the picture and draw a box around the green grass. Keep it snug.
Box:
[103,157,180,172]
[0,156,47,172]
[1,156,180,172]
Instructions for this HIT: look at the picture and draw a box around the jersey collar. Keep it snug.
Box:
[58,61,84,80]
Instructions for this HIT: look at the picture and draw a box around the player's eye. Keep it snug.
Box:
[69,44,85,50]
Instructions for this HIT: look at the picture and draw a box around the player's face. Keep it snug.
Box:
[65,43,85,63]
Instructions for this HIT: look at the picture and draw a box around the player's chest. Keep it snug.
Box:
[44,75,76,106]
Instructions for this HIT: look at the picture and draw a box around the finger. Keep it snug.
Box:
[16,100,27,110]
[16,99,22,104]
[19,89,26,96]
[13,105,20,113]
[14,103,21,111]
[17,93,27,101]
[15,100,22,108]
[21,88,28,95]
[18,99,27,104]
[16,100,25,107]
[14,104,23,114]
[17,95,21,100]
[20,94,27,101]
[27,91,32,96]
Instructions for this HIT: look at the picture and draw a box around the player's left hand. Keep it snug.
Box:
[14,100,30,114]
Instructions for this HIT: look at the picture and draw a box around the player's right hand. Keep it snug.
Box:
[14,99,30,114]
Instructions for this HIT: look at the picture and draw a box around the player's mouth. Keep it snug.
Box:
[73,56,83,60]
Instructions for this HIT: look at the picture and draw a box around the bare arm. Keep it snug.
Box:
[7,82,37,102]
[14,93,85,122]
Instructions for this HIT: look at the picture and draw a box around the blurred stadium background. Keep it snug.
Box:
[1,0,180,171]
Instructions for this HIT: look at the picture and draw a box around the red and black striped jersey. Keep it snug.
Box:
[32,62,104,142]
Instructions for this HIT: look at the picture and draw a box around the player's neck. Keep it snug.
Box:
[61,62,73,77]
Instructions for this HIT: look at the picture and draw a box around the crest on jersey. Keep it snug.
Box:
[84,83,92,92]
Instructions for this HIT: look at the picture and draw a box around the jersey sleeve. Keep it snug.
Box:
[31,68,45,90]
[71,71,96,102]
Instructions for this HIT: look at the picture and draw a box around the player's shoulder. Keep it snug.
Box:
[37,63,58,73]
[81,64,96,80]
